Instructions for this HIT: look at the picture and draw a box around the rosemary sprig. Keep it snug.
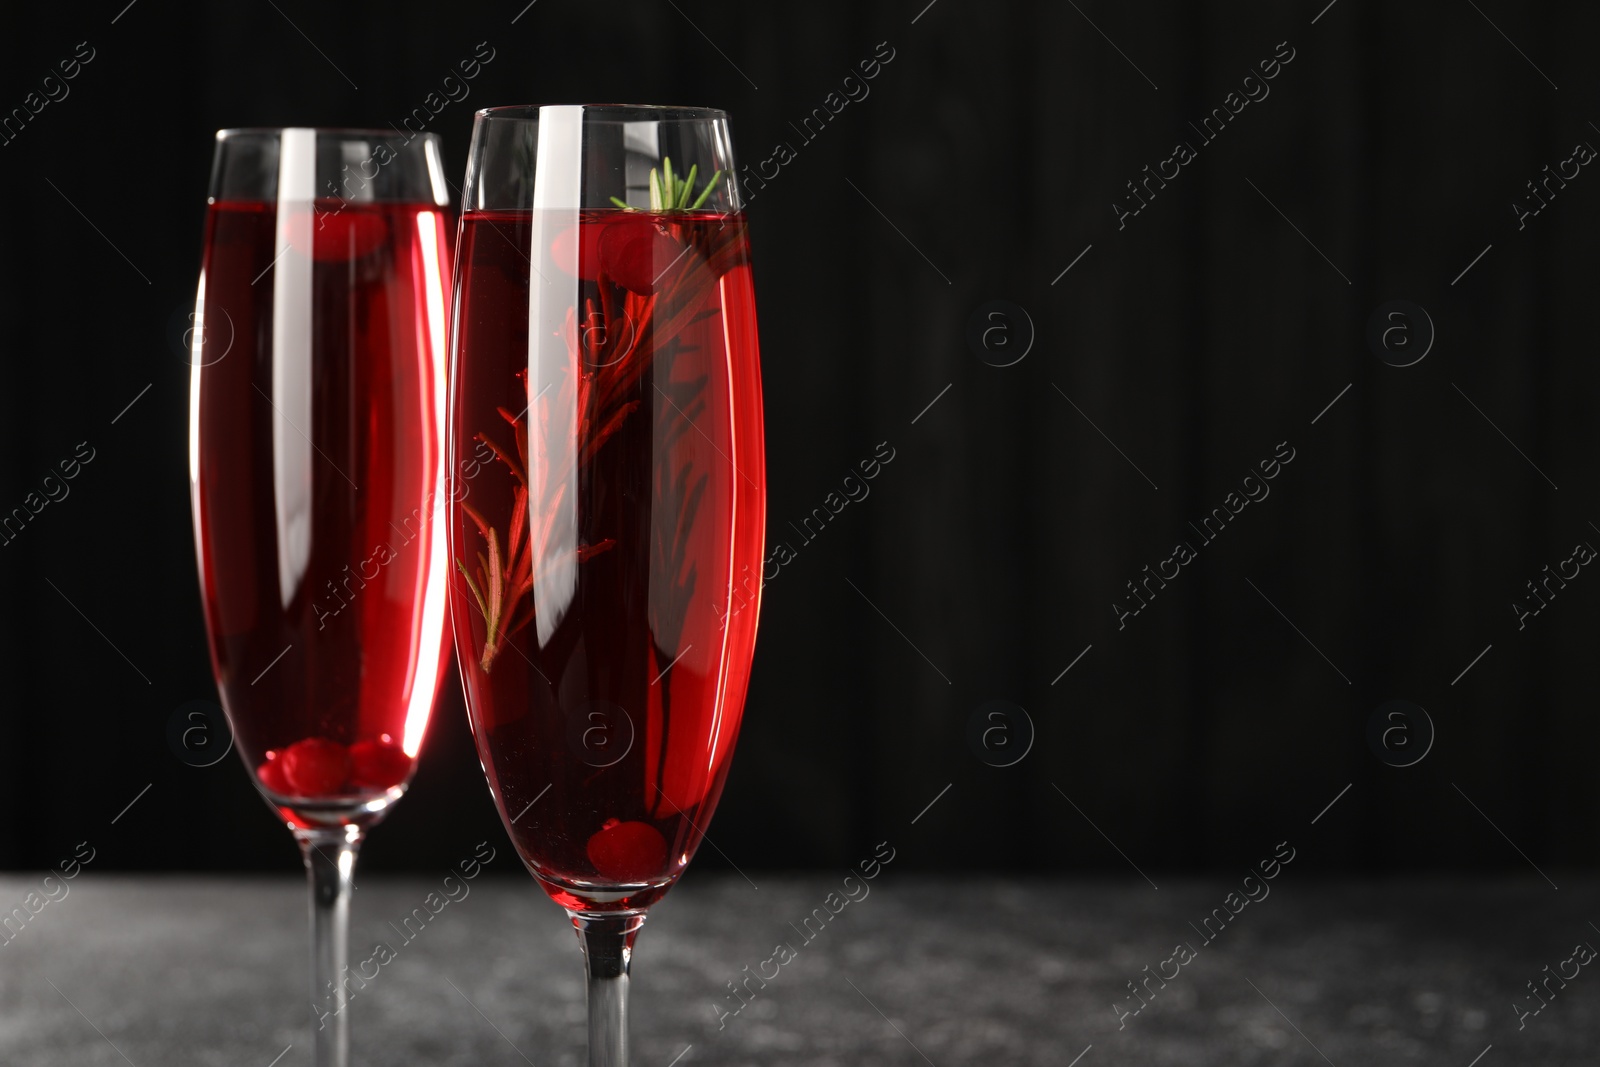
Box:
[457,201,748,674]
[610,157,723,212]
[455,390,615,672]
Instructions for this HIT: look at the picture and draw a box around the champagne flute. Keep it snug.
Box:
[188,127,454,1067]
[448,104,765,1065]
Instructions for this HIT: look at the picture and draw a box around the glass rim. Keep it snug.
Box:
[474,103,730,122]
[214,127,444,141]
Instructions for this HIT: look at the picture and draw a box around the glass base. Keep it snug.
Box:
[261,784,407,832]
[537,871,673,913]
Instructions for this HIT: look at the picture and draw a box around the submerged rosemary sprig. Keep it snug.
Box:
[459,167,748,673]
[610,156,723,211]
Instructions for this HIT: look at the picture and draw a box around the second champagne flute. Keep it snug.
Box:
[448,104,766,1064]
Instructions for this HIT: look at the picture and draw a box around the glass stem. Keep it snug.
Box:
[297,826,364,1067]
[573,910,647,1067]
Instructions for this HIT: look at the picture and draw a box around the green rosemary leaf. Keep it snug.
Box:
[618,162,723,213]
[688,170,723,210]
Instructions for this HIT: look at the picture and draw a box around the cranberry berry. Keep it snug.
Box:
[256,750,292,795]
[280,738,351,797]
[586,819,668,883]
[349,738,412,792]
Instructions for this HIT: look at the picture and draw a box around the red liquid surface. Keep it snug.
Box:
[450,209,765,910]
[191,199,453,828]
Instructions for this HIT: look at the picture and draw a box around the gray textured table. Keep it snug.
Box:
[0,874,1590,1065]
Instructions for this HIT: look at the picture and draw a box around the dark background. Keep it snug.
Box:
[2,0,1597,878]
